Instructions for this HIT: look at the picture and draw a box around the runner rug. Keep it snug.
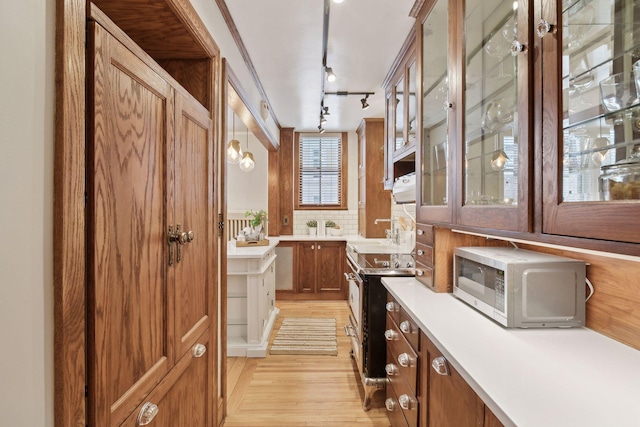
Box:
[269,317,338,356]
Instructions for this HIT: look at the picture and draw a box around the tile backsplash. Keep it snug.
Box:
[293,210,358,235]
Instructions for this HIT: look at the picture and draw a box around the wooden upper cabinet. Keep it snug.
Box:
[357,118,392,237]
[541,0,640,243]
[383,30,418,190]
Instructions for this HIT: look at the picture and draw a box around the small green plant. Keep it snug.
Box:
[306,220,317,228]
[325,220,336,228]
[245,209,268,228]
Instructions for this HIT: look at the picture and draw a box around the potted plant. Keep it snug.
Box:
[245,209,268,239]
[306,219,317,235]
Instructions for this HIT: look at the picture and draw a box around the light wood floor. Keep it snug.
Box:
[224,300,391,427]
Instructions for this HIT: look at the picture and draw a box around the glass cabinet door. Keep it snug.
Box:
[395,74,406,152]
[542,0,640,243]
[418,0,451,222]
[459,0,531,231]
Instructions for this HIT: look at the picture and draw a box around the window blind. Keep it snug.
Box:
[298,135,342,206]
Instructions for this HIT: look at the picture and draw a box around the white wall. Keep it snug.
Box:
[0,1,55,426]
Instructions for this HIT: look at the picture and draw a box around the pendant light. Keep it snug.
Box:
[239,126,255,172]
[226,113,243,164]
[490,150,509,171]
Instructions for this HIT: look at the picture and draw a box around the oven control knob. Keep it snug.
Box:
[400,320,411,334]
[398,352,415,367]
[385,398,397,411]
[384,329,398,341]
[398,394,414,410]
[385,302,397,312]
[385,363,398,376]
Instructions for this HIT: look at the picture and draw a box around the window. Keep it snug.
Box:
[295,132,348,209]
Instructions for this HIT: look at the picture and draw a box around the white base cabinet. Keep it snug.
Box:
[227,240,279,357]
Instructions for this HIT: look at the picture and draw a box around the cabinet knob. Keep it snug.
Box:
[384,329,398,341]
[510,40,527,56]
[416,229,424,236]
[399,320,411,334]
[417,249,424,256]
[192,343,206,358]
[432,356,450,376]
[385,363,398,376]
[385,302,397,312]
[536,19,556,38]
[443,101,453,110]
[416,269,424,277]
[398,352,414,368]
[385,398,397,411]
[137,402,159,426]
[398,394,414,410]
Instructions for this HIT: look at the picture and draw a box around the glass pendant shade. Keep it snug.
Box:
[239,152,255,172]
[490,150,509,171]
[226,139,243,164]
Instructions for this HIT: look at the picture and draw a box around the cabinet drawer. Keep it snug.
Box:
[385,367,410,427]
[414,262,434,289]
[386,314,418,394]
[386,349,418,427]
[399,308,419,351]
[415,242,433,267]
[415,223,433,245]
[386,293,401,325]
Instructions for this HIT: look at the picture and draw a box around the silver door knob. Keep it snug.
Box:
[384,329,398,341]
[432,356,449,376]
[137,402,159,425]
[192,343,206,358]
[398,394,413,410]
[398,352,414,367]
[385,363,398,376]
[385,398,396,411]
[399,320,411,334]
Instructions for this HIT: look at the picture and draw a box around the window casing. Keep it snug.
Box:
[295,132,348,210]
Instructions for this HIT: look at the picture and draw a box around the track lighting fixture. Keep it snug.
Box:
[325,67,336,82]
[361,94,370,110]
[323,106,330,116]
[318,125,325,134]
[320,114,327,125]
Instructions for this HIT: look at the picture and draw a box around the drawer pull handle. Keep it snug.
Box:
[398,352,414,368]
[385,302,397,312]
[384,329,398,341]
[417,229,424,235]
[399,320,411,334]
[193,343,207,358]
[385,398,397,411]
[385,363,398,376]
[416,270,424,277]
[398,394,413,410]
[432,356,449,376]
[137,402,159,426]
[417,249,424,256]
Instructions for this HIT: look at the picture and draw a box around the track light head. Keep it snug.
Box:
[361,94,370,110]
[318,125,325,134]
[323,106,330,116]
[325,67,336,82]
[320,114,327,124]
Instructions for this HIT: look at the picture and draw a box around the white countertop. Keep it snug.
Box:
[382,277,640,427]
[276,234,360,242]
[227,238,279,258]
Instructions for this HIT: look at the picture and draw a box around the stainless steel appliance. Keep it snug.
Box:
[345,244,414,410]
[453,247,586,328]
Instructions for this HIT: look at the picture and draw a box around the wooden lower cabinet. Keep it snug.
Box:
[288,241,346,299]
[420,331,504,427]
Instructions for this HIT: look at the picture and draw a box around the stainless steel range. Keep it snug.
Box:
[344,242,415,410]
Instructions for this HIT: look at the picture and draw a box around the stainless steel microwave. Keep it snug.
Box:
[453,247,586,328]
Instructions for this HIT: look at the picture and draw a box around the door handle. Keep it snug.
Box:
[168,224,194,264]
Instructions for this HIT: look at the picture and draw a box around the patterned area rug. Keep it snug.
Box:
[269,318,338,356]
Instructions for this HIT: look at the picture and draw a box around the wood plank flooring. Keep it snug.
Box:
[224,300,391,426]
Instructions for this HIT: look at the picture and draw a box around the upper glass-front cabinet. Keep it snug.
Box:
[418,0,451,222]
[543,0,640,243]
[459,0,531,230]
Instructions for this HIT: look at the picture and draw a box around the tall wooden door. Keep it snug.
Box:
[87,20,215,426]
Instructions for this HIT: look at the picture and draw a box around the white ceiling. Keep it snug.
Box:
[225,0,416,132]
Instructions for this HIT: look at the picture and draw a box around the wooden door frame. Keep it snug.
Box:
[54,1,221,425]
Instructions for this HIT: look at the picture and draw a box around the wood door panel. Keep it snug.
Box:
[173,91,213,358]
[316,242,344,293]
[297,242,316,292]
[88,22,174,426]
